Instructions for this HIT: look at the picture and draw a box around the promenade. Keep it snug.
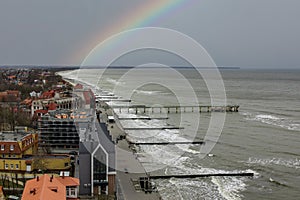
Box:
[100,107,162,200]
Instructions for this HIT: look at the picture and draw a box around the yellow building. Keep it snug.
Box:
[0,132,71,172]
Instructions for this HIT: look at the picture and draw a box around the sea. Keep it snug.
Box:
[59,68,300,200]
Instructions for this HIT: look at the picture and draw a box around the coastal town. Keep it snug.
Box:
[0,68,117,200]
[0,67,249,200]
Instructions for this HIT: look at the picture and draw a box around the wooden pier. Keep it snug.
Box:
[110,105,239,114]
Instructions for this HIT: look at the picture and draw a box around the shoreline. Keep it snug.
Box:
[59,72,162,200]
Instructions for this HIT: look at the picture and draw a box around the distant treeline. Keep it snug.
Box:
[0,66,240,70]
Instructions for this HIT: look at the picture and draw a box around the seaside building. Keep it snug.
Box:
[38,110,92,151]
[37,83,96,152]
[1,154,72,173]
[71,83,116,196]
[79,122,116,196]
[22,174,80,200]
[0,132,38,159]
[31,96,80,117]
[0,132,71,172]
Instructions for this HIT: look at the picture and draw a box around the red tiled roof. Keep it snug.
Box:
[0,186,4,199]
[0,141,21,154]
[74,84,83,89]
[35,110,48,114]
[83,91,91,105]
[22,174,66,200]
[48,102,57,110]
[40,90,55,99]
[6,90,20,96]
[56,177,80,187]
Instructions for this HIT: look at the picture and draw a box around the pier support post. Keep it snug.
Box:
[208,106,211,112]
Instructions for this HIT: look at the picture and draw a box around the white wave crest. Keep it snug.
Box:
[244,112,300,131]
[246,157,300,169]
[133,89,162,95]
[106,78,125,85]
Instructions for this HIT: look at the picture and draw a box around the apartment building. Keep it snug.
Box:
[38,110,92,151]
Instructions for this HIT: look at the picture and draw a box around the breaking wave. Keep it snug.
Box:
[243,112,300,131]
[246,157,300,169]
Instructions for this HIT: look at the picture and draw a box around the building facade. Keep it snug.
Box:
[0,132,71,172]
[38,110,92,151]
[79,122,116,196]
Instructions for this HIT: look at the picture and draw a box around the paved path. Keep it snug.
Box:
[101,107,161,200]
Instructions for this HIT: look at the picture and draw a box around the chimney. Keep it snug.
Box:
[36,176,39,181]
[50,175,53,182]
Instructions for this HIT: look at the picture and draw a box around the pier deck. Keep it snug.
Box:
[108,105,239,114]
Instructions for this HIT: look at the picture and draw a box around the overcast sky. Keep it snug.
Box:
[0,0,299,68]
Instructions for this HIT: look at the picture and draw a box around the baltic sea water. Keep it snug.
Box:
[60,68,300,200]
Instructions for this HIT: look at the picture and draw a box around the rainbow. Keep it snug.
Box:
[69,0,188,64]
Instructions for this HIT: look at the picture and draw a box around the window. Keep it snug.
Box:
[66,187,76,197]
[71,188,76,196]
[16,164,19,169]
[0,145,4,151]
[10,164,14,169]
[5,164,8,169]
[10,145,14,151]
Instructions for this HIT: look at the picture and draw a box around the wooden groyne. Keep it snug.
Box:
[142,172,254,180]
[138,172,254,193]
[110,105,239,114]
[129,141,205,145]
[118,117,169,120]
[101,99,131,102]
[123,127,184,130]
